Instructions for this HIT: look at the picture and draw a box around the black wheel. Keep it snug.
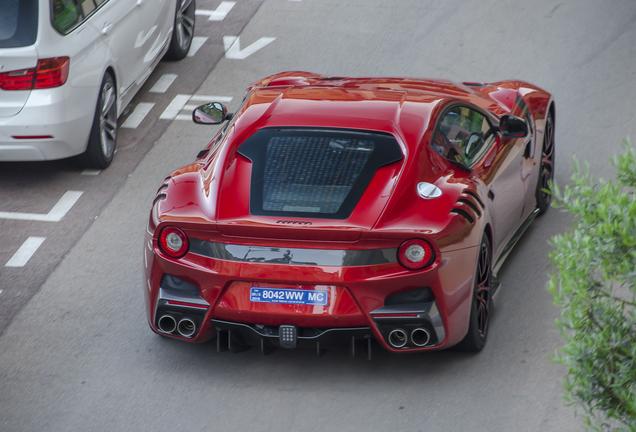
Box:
[77,73,117,169]
[536,111,555,214]
[164,0,195,60]
[455,236,492,352]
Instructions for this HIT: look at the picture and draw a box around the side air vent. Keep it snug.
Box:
[157,184,168,194]
[153,193,167,206]
[450,189,484,225]
[463,190,484,209]
[457,198,481,217]
[450,208,475,224]
[197,148,210,159]
[463,82,487,87]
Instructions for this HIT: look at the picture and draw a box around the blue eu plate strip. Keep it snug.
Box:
[250,287,328,306]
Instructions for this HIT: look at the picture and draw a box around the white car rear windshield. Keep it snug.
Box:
[0,0,38,48]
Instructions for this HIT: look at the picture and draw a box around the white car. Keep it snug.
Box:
[0,0,195,168]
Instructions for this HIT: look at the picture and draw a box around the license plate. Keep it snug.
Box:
[250,287,328,306]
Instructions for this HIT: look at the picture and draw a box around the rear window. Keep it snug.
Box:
[237,128,402,219]
[0,0,38,48]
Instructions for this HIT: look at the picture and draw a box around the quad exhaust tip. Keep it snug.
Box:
[158,315,177,333]
[388,329,408,348]
[411,328,431,347]
[177,318,196,338]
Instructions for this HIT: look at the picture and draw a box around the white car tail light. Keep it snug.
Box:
[0,57,69,91]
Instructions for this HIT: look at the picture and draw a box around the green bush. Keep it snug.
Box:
[547,138,636,431]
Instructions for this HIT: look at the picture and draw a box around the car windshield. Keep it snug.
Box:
[0,0,38,48]
[237,128,403,219]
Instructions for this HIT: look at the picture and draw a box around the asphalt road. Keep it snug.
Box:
[1,1,635,431]
[0,0,265,334]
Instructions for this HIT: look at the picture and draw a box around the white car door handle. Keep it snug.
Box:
[136,0,145,6]
[102,22,113,35]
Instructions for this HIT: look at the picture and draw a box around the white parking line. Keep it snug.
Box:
[81,169,101,176]
[187,37,208,57]
[189,95,233,102]
[122,102,155,129]
[223,36,276,60]
[5,237,46,268]
[160,95,192,120]
[0,191,83,222]
[196,2,235,20]
[161,95,233,120]
[150,74,178,93]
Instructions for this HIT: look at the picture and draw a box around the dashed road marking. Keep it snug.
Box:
[149,74,178,93]
[196,2,235,20]
[161,95,233,121]
[160,95,192,120]
[189,95,233,102]
[223,36,276,59]
[0,191,83,222]
[187,37,208,57]
[122,102,155,129]
[81,169,101,176]
[5,237,46,268]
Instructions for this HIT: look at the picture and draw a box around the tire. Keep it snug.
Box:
[164,0,196,61]
[77,73,117,169]
[535,110,555,215]
[454,236,492,352]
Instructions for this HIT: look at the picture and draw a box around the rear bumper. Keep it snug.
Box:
[0,85,98,161]
[143,231,479,353]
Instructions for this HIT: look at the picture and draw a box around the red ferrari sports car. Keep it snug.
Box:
[143,71,554,356]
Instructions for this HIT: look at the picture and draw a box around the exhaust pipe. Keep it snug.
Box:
[177,318,196,338]
[411,328,431,347]
[388,329,408,348]
[158,315,177,333]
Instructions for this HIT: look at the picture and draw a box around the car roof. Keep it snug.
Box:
[238,76,508,151]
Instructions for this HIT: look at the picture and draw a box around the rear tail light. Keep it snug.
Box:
[158,227,189,258]
[398,239,435,270]
[0,57,69,91]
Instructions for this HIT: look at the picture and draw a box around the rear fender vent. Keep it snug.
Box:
[450,208,475,224]
[449,189,484,224]
[457,198,481,217]
[463,190,484,209]
[153,193,167,206]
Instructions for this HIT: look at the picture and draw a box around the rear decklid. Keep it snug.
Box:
[215,88,408,241]
[0,0,39,117]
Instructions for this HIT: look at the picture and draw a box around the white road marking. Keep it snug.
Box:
[149,74,178,93]
[189,95,233,102]
[223,36,276,59]
[0,191,83,222]
[122,103,155,129]
[81,169,101,176]
[5,237,46,268]
[160,95,192,120]
[187,37,208,57]
[161,95,234,121]
[196,2,235,20]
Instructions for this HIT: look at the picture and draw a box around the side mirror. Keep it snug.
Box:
[192,102,232,125]
[499,114,528,138]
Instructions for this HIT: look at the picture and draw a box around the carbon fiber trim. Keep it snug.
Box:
[189,239,397,267]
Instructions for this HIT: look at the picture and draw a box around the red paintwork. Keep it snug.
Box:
[143,72,553,352]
